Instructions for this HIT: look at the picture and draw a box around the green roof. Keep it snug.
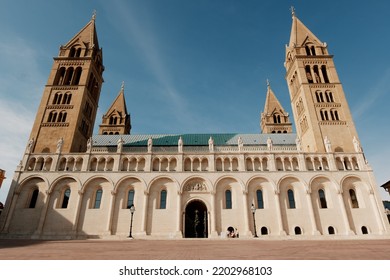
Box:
[93,133,297,147]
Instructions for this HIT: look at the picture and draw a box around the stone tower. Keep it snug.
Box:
[98,82,131,135]
[28,15,104,153]
[284,11,359,153]
[260,81,292,134]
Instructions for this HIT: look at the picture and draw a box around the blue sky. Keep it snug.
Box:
[0,0,390,202]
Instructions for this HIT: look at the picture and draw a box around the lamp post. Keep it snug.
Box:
[251,203,258,238]
[128,204,135,238]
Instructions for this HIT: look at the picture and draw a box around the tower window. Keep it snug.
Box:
[315,91,324,103]
[57,111,67,122]
[61,188,71,208]
[256,189,264,209]
[28,189,39,208]
[305,66,313,83]
[127,190,135,208]
[160,190,167,209]
[64,67,74,85]
[73,67,82,85]
[287,189,296,209]
[313,65,321,83]
[349,189,359,208]
[54,67,66,85]
[318,189,327,208]
[321,65,330,83]
[225,190,232,209]
[273,114,281,124]
[93,189,103,209]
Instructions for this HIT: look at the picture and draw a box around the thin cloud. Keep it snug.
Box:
[0,34,45,202]
[103,1,191,126]
[352,68,390,119]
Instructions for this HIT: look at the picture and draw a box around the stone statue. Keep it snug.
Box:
[353,136,362,153]
[26,138,34,153]
[238,136,243,151]
[117,137,124,153]
[56,137,64,153]
[178,136,183,153]
[86,137,92,153]
[208,136,214,152]
[324,136,332,153]
[267,137,273,150]
[147,137,153,153]
[295,137,302,152]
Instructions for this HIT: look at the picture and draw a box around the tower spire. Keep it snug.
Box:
[284,15,359,153]
[98,82,131,135]
[260,82,292,134]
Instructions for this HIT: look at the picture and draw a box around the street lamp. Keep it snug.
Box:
[251,203,258,238]
[128,204,135,238]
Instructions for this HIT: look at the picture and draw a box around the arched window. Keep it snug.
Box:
[93,189,103,209]
[321,65,329,83]
[48,111,55,122]
[57,111,67,122]
[273,114,281,124]
[53,93,59,104]
[328,226,335,235]
[327,91,334,102]
[72,67,82,85]
[54,67,66,85]
[311,46,316,56]
[325,110,329,120]
[305,66,313,83]
[349,189,359,208]
[261,227,268,235]
[69,47,76,57]
[361,226,368,234]
[64,67,74,85]
[61,188,71,208]
[256,190,264,209]
[29,189,39,208]
[225,190,232,209]
[318,189,327,208]
[305,45,311,55]
[287,189,296,209]
[294,226,302,235]
[160,190,167,209]
[127,190,135,208]
[313,65,321,83]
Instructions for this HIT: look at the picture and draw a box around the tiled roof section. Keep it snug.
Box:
[92,133,297,147]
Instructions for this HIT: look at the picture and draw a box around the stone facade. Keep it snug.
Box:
[0,13,389,240]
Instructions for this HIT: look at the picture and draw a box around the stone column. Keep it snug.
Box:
[337,190,354,235]
[176,191,182,237]
[141,191,149,235]
[33,190,52,237]
[106,191,117,235]
[72,190,84,233]
[209,191,218,237]
[305,189,320,235]
[1,192,19,233]
[368,189,386,234]
[274,190,286,235]
[242,190,251,236]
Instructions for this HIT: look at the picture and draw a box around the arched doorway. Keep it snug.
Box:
[185,200,208,238]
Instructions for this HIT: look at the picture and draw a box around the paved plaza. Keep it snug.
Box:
[0,238,389,260]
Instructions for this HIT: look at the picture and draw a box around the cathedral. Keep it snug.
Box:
[0,12,389,240]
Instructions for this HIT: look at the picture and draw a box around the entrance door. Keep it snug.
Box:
[185,200,208,238]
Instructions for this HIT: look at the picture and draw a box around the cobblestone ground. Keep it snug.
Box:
[0,238,389,260]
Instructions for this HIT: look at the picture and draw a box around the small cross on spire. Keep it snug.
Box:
[290,6,296,17]
[266,79,270,88]
[92,10,97,21]
[121,81,125,91]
